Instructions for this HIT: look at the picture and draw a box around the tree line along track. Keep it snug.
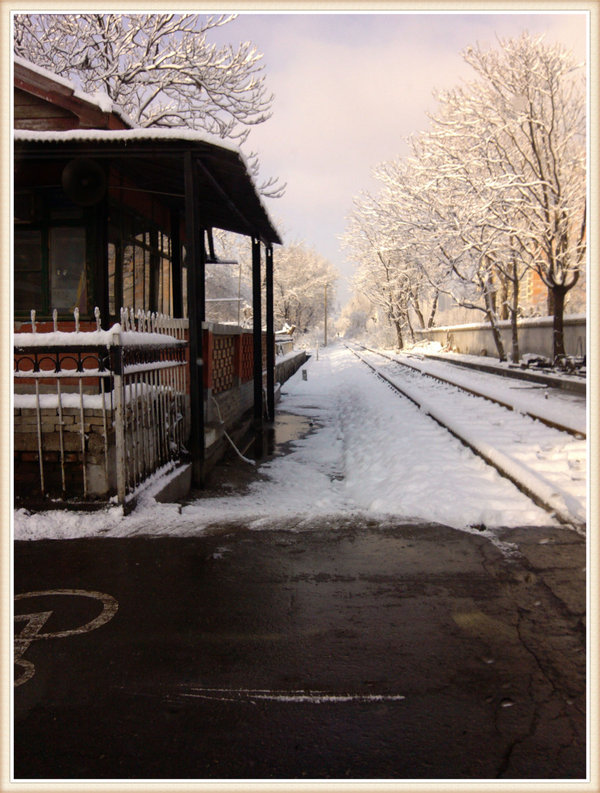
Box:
[344,343,586,533]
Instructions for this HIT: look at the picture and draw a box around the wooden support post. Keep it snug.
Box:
[184,151,206,486]
[203,327,214,390]
[171,210,183,319]
[252,237,263,428]
[266,245,275,421]
[234,332,242,386]
[149,229,159,313]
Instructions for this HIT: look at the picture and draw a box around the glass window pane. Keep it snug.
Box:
[144,247,150,310]
[14,229,43,311]
[15,229,42,272]
[159,255,172,315]
[108,243,116,315]
[122,244,134,311]
[49,227,87,313]
[134,244,145,312]
[15,273,44,311]
[14,193,35,223]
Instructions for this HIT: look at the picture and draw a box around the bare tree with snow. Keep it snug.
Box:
[397,129,520,361]
[212,232,339,332]
[269,242,338,332]
[349,33,585,362]
[435,33,586,360]
[343,195,410,349]
[13,13,285,197]
[343,185,439,350]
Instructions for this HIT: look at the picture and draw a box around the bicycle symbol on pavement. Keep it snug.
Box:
[14,589,118,687]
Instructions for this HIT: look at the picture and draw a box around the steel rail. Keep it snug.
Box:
[345,344,585,534]
[356,344,584,439]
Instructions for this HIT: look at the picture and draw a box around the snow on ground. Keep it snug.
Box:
[396,351,586,436]
[357,349,586,527]
[416,342,585,390]
[14,343,562,542]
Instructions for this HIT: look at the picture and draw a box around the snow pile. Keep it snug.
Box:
[13,391,110,410]
[406,340,445,354]
[15,328,118,347]
[14,325,181,348]
[14,344,559,542]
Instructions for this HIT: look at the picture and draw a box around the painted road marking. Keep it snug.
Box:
[14,589,118,687]
[180,687,406,704]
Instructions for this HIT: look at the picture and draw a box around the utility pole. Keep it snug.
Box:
[324,283,328,347]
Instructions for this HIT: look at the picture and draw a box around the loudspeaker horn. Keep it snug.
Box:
[61,158,107,206]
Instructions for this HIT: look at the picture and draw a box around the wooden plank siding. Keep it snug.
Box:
[14,87,79,131]
[14,61,130,131]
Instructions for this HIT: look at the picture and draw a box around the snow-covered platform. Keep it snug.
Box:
[14,342,586,541]
[420,349,586,394]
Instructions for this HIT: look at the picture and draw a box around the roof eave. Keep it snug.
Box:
[13,134,281,246]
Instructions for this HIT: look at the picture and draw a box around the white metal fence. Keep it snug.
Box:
[14,308,189,507]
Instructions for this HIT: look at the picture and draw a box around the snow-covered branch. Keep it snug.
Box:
[14,13,285,198]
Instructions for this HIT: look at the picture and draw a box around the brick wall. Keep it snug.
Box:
[211,335,236,392]
[14,406,115,499]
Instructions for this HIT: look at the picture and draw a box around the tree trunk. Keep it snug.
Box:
[406,312,415,344]
[547,287,554,317]
[510,259,520,363]
[500,281,509,320]
[394,319,404,350]
[495,268,509,320]
[483,283,506,361]
[412,293,426,328]
[427,291,439,328]
[488,315,506,361]
[551,285,567,360]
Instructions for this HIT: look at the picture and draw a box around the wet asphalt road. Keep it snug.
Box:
[14,519,586,781]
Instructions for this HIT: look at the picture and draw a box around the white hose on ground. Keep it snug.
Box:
[211,396,256,466]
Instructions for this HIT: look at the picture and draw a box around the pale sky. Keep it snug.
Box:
[210,11,588,305]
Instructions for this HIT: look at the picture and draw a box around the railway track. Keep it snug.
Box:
[345,344,586,533]
[356,344,585,437]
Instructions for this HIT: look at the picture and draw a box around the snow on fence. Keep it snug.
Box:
[14,308,190,506]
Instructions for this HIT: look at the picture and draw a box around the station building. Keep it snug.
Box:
[12,55,293,509]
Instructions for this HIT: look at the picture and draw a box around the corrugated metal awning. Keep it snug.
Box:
[14,130,282,246]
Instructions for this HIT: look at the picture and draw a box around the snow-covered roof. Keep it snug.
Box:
[14,126,237,155]
[13,56,280,245]
[14,54,75,91]
[14,126,281,245]
[14,54,134,128]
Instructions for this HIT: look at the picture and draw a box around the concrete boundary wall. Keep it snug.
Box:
[275,350,309,385]
[415,315,586,359]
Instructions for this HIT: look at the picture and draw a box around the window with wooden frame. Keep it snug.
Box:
[14,189,88,317]
[108,205,174,319]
